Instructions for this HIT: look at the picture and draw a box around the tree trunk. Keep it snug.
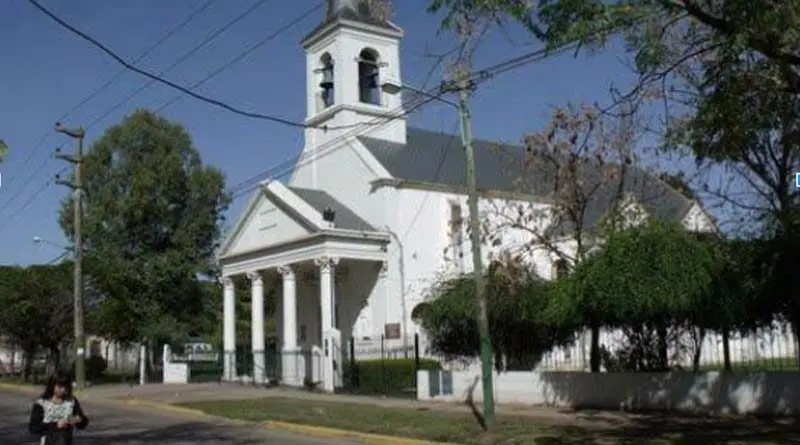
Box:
[589,324,601,372]
[10,343,16,377]
[692,328,706,372]
[22,348,35,383]
[792,321,800,369]
[50,346,61,374]
[722,329,732,371]
[656,324,668,371]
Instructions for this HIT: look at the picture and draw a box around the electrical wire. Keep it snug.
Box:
[227,91,443,200]
[154,2,323,114]
[222,39,604,200]
[400,119,460,240]
[0,167,69,235]
[0,2,324,235]
[4,7,659,237]
[47,250,71,264]
[4,0,218,193]
[27,0,334,130]
[86,0,275,130]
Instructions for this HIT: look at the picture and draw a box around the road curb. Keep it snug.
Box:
[259,420,452,445]
[122,397,453,445]
[0,382,36,394]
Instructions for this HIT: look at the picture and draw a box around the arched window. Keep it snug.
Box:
[319,53,335,108]
[358,48,380,105]
[553,259,569,279]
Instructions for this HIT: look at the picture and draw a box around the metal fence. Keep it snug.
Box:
[212,334,441,398]
[536,323,800,372]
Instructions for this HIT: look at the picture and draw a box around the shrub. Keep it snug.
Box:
[73,355,107,381]
[343,358,440,396]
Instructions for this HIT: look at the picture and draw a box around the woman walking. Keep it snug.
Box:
[28,373,89,445]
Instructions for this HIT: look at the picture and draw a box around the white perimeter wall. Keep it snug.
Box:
[418,370,800,416]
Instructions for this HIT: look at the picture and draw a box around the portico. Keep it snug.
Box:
[217,180,388,392]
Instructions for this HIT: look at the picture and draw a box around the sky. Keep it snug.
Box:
[0,0,644,266]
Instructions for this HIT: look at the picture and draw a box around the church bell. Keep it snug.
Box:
[319,65,334,90]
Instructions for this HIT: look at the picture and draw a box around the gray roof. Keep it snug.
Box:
[304,0,401,42]
[288,186,376,232]
[358,127,694,234]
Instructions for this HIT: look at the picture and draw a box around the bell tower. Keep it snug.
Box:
[300,0,406,149]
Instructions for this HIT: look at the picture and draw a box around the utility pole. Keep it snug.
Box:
[452,75,496,425]
[379,74,496,423]
[54,122,86,389]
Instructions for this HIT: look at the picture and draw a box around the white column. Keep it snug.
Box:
[279,264,299,386]
[222,277,236,381]
[315,256,339,392]
[247,271,265,385]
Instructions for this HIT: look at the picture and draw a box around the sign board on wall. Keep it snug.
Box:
[384,323,401,339]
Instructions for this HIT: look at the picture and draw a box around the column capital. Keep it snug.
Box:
[246,271,263,285]
[221,276,234,287]
[314,256,340,272]
[278,264,295,279]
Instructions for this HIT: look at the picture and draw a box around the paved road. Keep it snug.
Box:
[0,389,359,444]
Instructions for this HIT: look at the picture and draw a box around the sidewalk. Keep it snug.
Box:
[79,383,630,429]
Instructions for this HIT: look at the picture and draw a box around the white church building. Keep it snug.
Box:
[215,0,716,392]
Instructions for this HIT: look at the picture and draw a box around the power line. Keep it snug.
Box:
[27,0,333,130]
[0,167,69,235]
[48,250,71,264]
[223,41,593,200]
[0,2,323,234]
[154,2,322,114]
[400,119,460,240]
[4,8,658,237]
[6,0,217,192]
[86,0,274,130]
[0,156,54,215]
[229,92,441,200]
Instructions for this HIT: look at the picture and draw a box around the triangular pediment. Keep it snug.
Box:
[218,182,327,259]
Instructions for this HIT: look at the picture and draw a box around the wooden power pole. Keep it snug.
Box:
[54,122,86,389]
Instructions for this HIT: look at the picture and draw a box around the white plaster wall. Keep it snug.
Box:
[417,369,800,415]
[0,342,22,374]
[302,25,406,153]
[225,196,310,257]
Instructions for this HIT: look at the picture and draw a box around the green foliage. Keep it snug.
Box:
[76,355,108,381]
[552,220,721,329]
[59,109,231,345]
[0,262,73,353]
[0,139,7,161]
[344,358,440,396]
[418,260,576,371]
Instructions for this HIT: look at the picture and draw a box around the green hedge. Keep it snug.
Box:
[343,358,441,396]
[188,361,223,383]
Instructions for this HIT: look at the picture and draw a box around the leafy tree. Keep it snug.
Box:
[419,258,576,371]
[693,235,774,369]
[481,104,648,371]
[551,220,723,371]
[0,139,8,161]
[59,109,230,350]
[0,262,73,380]
[429,0,800,364]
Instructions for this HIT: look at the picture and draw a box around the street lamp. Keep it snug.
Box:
[381,78,496,424]
[380,79,459,108]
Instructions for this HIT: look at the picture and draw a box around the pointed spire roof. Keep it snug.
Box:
[303,0,402,45]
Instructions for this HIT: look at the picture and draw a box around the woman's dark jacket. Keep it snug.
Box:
[28,396,89,445]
